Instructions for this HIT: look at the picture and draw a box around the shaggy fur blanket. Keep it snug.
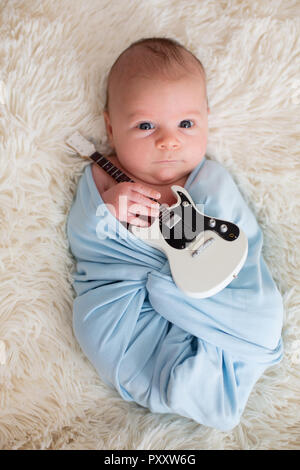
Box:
[0,0,299,450]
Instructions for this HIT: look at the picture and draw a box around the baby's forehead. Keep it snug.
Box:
[108,46,205,93]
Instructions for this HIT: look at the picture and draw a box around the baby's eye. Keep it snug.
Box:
[138,122,154,130]
[180,120,194,128]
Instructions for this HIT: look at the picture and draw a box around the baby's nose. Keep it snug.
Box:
[156,132,181,150]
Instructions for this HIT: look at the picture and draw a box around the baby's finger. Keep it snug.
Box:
[130,183,161,204]
[127,214,149,227]
[128,203,160,217]
[130,191,161,211]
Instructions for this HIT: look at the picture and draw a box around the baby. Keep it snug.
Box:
[67,37,283,431]
[92,37,210,226]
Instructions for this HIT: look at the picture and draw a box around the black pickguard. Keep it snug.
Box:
[158,191,240,250]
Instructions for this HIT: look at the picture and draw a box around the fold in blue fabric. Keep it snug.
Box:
[67,157,283,431]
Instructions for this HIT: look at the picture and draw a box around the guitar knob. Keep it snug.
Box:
[209,218,216,228]
[220,224,228,233]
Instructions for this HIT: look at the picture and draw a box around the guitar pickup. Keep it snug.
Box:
[162,211,182,229]
[191,237,215,257]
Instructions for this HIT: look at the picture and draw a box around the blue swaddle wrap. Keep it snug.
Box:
[67,157,283,431]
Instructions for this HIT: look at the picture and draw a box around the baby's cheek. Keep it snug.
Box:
[199,133,208,152]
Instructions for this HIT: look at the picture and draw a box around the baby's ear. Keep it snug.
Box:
[103,111,114,146]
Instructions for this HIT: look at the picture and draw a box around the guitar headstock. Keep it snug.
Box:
[66,131,96,159]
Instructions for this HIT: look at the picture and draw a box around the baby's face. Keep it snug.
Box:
[104,73,210,186]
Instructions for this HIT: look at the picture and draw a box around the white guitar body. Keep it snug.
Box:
[66,131,248,299]
[131,185,248,298]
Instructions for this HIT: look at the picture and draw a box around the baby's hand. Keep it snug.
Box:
[101,182,161,227]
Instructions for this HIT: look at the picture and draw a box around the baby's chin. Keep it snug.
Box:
[143,167,185,185]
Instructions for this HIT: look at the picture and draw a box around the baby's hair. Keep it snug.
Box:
[104,37,207,113]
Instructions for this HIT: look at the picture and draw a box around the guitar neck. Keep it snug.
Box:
[90,151,135,184]
[89,151,160,206]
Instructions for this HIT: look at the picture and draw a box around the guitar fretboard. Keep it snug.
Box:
[90,151,135,184]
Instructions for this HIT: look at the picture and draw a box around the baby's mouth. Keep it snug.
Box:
[155,159,182,164]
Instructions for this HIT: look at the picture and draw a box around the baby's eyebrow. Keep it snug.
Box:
[128,110,202,120]
[180,110,202,116]
[127,111,153,120]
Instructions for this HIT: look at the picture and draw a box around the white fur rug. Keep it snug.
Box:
[0,0,299,450]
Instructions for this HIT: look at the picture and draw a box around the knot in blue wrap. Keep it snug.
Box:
[67,157,283,431]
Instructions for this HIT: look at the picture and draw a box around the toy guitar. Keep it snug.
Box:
[66,131,248,298]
